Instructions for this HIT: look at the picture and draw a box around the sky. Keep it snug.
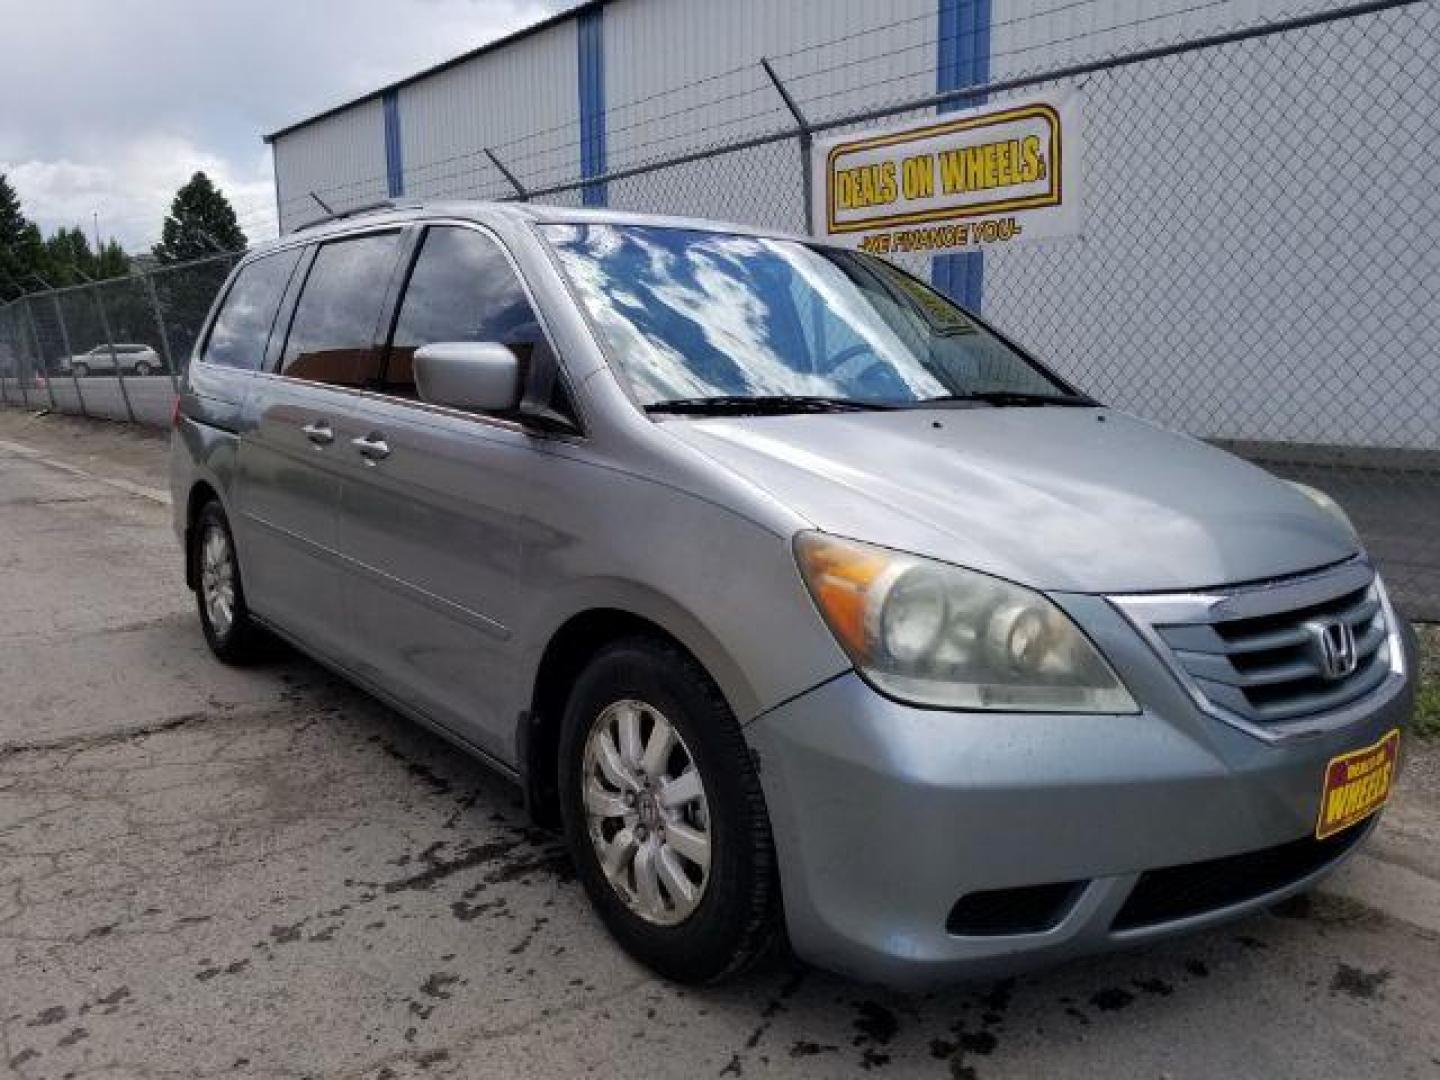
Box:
[0,0,561,253]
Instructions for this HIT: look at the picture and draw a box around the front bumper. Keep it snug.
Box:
[746,599,1414,989]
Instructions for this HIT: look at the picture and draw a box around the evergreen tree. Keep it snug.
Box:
[45,227,95,286]
[0,174,36,297]
[97,239,131,280]
[152,172,247,263]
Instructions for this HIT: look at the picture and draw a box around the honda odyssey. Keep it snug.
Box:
[171,202,1413,988]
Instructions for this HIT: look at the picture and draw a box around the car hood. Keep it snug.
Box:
[664,407,1359,593]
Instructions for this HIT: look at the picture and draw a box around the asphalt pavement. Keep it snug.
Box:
[1,407,1438,1080]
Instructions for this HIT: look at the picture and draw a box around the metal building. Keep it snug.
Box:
[264,0,1437,451]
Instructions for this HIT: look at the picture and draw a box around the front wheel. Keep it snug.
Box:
[192,501,267,664]
[558,637,781,983]
[72,362,89,377]
[134,361,154,376]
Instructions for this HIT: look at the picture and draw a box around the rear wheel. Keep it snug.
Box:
[558,637,780,983]
[193,501,267,664]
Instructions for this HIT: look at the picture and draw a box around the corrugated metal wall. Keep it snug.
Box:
[272,98,388,234]
[982,0,1437,447]
[266,0,1433,448]
[398,20,579,203]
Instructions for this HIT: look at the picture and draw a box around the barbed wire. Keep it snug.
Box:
[275,0,1322,220]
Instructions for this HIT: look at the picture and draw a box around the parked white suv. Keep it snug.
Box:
[62,344,163,377]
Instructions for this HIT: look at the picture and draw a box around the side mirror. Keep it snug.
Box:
[413,342,522,414]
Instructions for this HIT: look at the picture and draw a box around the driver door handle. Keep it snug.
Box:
[301,420,333,446]
[351,432,391,463]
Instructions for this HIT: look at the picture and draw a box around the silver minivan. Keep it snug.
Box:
[172,202,1413,988]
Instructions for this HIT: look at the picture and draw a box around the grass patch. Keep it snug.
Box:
[1415,623,1440,738]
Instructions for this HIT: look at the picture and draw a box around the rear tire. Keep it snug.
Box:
[193,500,267,665]
[558,636,781,984]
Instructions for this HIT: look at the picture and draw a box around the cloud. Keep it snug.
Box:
[1,0,560,251]
[6,139,276,253]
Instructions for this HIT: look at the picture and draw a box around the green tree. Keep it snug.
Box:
[152,172,247,263]
[97,239,130,279]
[44,226,94,286]
[0,174,42,297]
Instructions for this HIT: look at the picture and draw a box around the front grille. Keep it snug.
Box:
[1116,562,1394,727]
[1112,824,1369,931]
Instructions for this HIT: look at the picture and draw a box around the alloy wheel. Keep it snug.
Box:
[582,698,711,926]
[199,522,236,639]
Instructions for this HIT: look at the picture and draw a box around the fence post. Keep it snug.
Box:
[91,285,136,424]
[485,148,530,201]
[51,292,87,419]
[14,303,33,409]
[141,270,180,393]
[22,299,59,412]
[761,58,814,232]
[0,306,13,406]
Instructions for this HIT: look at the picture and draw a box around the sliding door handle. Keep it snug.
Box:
[351,433,391,462]
[301,420,333,446]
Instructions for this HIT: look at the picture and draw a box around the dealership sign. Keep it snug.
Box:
[811,91,1082,255]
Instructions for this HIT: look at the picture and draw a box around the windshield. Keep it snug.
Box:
[539,223,1079,409]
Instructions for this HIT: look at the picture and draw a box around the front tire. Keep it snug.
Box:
[192,501,267,664]
[72,362,89,377]
[558,637,780,983]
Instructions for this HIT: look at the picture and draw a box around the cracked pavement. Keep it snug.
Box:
[2,407,1439,1080]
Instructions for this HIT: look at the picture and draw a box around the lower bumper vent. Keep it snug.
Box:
[1112,823,1368,931]
[946,881,1085,936]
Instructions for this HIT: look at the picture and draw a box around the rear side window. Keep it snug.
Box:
[201,248,302,370]
[381,226,544,397]
[281,232,401,386]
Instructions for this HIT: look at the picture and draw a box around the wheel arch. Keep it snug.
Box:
[183,479,223,590]
[518,595,759,830]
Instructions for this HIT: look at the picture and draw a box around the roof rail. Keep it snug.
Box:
[291,198,419,233]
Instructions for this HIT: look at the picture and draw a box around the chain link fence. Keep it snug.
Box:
[1,0,1435,616]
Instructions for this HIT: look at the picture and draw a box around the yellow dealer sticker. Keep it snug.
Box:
[811,91,1083,254]
[1315,729,1400,840]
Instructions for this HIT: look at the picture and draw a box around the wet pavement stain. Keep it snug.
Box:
[420,972,460,1000]
[1132,977,1174,997]
[790,1040,836,1057]
[851,1000,899,1070]
[1330,962,1391,999]
[1089,987,1135,1012]
[27,1006,66,1027]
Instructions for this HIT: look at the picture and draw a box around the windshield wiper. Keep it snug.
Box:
[918,390,1099,408]
[645,395,895,416]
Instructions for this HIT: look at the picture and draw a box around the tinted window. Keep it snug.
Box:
[281,232,401,386]
[381,227,544,397]
[202,248,302,370]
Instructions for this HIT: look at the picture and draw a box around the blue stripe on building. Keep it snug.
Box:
[577,7,607,207]
[933,0,991,312]
[382,89,404,198]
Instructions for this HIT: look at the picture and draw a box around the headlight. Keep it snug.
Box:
[1286,481,1360,545]
[795,532,1137,713]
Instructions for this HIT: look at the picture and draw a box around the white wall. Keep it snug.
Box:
[272,98,388,234]
[981,0,1439,448]
[601,0,936,231]
[398,21,579,202]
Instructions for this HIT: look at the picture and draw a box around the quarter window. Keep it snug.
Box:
[201,248,302,371]
[381,226,545,398]
[281,232,402,386]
